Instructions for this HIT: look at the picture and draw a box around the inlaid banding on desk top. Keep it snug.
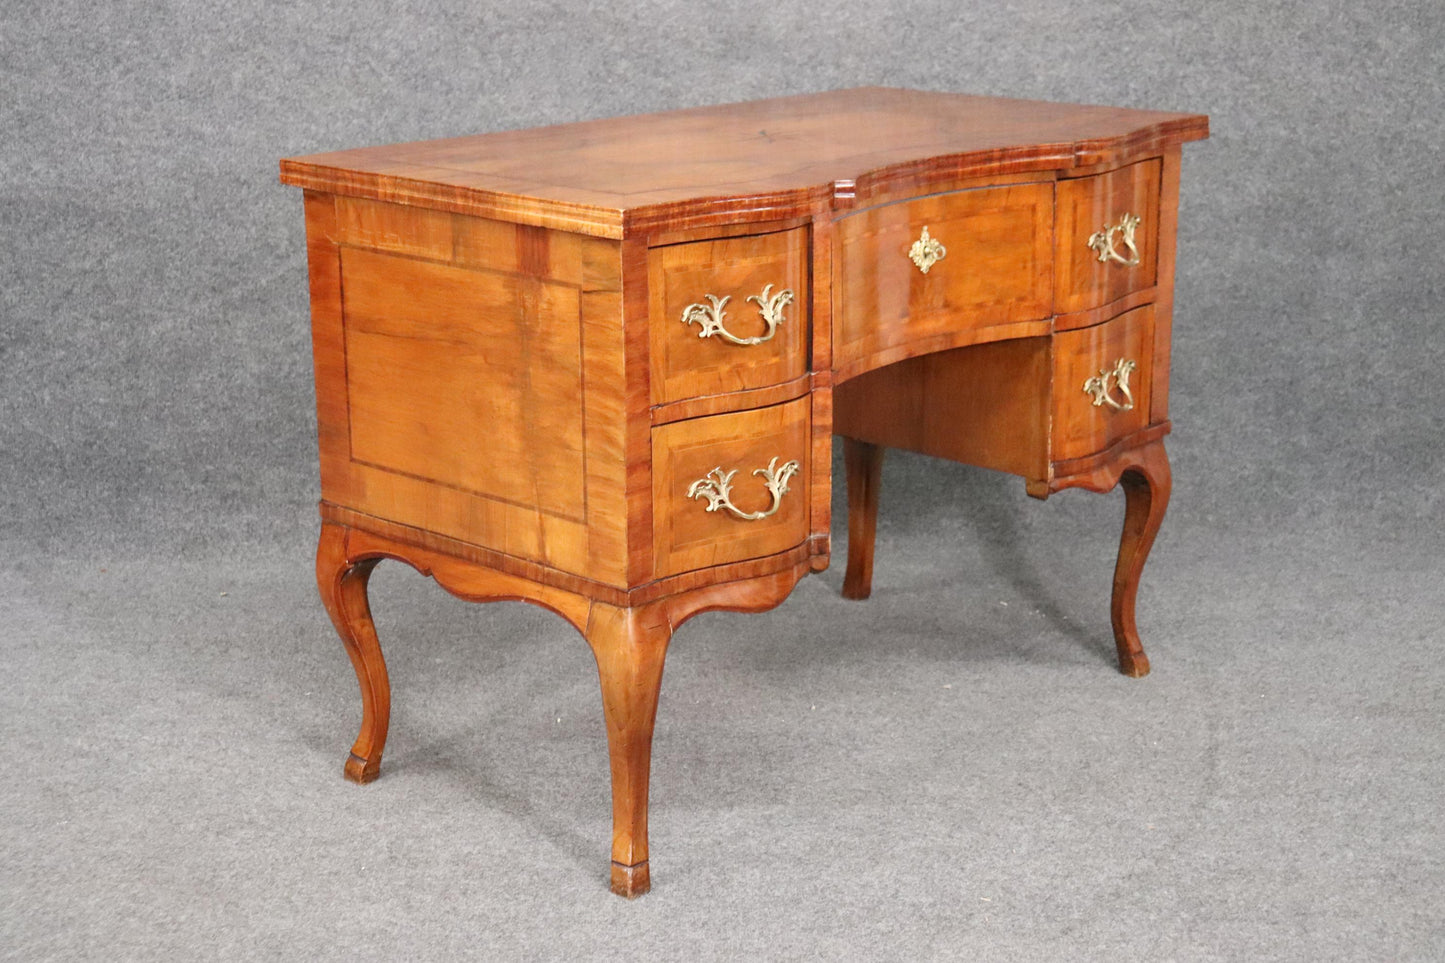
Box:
[280,87,1208,237]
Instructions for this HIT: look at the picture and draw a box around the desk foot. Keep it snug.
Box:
[344,752,382,784]
[1110,443,1170,679]
[318,522,391,784]
[1116,651,1151,679]
[842,437,884,600]
[611,860,651,898]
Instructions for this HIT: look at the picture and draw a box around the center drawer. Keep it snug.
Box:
[833,181,1053,373]
[652,397,811,578]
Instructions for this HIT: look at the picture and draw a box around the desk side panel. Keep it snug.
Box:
[302,192,631,587]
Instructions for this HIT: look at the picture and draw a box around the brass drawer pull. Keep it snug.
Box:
[1083,358,1138,411]
[681,284,794,346]
[908,225,946,274]
[1087,213,1142,266]
[687,456,800,521]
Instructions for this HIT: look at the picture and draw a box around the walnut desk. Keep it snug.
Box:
[280,88,1208,898]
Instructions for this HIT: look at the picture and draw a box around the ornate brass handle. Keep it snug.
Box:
[1087,213,1142,266]
[686,456,800,521]
[680,284,794,346]
[908,225,946,274]
[1082,358,1138,411]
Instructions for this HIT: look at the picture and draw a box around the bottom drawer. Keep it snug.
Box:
[1052,304,1155,462]
[652,397,811,578]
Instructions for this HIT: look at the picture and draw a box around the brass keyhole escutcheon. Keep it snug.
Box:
[908,225,946,274]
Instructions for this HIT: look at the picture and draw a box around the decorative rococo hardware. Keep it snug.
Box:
[680,284,795,346]
[686,456,800,521]
[1082,358,1138,411]
[1087,212,1142,266]
[908,225,946,274]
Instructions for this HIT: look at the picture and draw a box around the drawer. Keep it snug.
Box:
[652,397,811,578]
[834,182,1053,369]
[1052,305,1156,462]
[1055,159,1162,315]
[648,227,810,406]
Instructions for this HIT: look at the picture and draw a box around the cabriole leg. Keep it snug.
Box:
[316,522,390,783]
[1110,444,1172,678]
[842,437,885,600]
[585,602,673,898]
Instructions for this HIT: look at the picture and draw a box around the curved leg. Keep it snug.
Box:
[842,437,884,600]
[1110,444,1171,678]
[316,522,390,783]
[585,602,673,898]
[314,508,811,898]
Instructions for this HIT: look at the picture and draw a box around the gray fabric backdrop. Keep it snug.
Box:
[3,1,1442,959]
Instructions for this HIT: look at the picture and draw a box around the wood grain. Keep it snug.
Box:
[1055,158,1161,315]
[281,88,1207,238]
[833,181,1053,377]
[1044,422,1172,491]
[316,521,388,784]
[806,213,836,571]
[1111,443,1171,677]
[841,438,884,600]
[314,516,815,898]
[649,225,810,406]
[319,501,819,608]
[1053,285,1157,334]
[651,398,811,578]
[1051,305,1156,462]
[1039,441,1172,677]
[1150,146,1184,426]
[618,236,656,587]
[807,379,834,572]
[286,90,1211,898]
[340,246,585,519]
[649,375,812,427]
[304,193,633,586]
[835,337,1052,481]
[585,601,672,898]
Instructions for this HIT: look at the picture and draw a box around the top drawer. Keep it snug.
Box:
[648,226,810,407]
[1054,159,1162,315]
[834,182,1054,373]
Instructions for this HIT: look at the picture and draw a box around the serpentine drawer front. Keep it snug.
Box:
[280,87,1208,899]
[1053,305,1155,462]
[1055,159,1163,314]
[834,182,1053,377]
[648,226,810,407]
[651,397,811,578]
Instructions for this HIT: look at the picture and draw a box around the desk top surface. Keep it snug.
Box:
[280,87,1207,238]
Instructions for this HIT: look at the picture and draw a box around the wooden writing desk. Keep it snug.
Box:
[280,88,1208,897]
